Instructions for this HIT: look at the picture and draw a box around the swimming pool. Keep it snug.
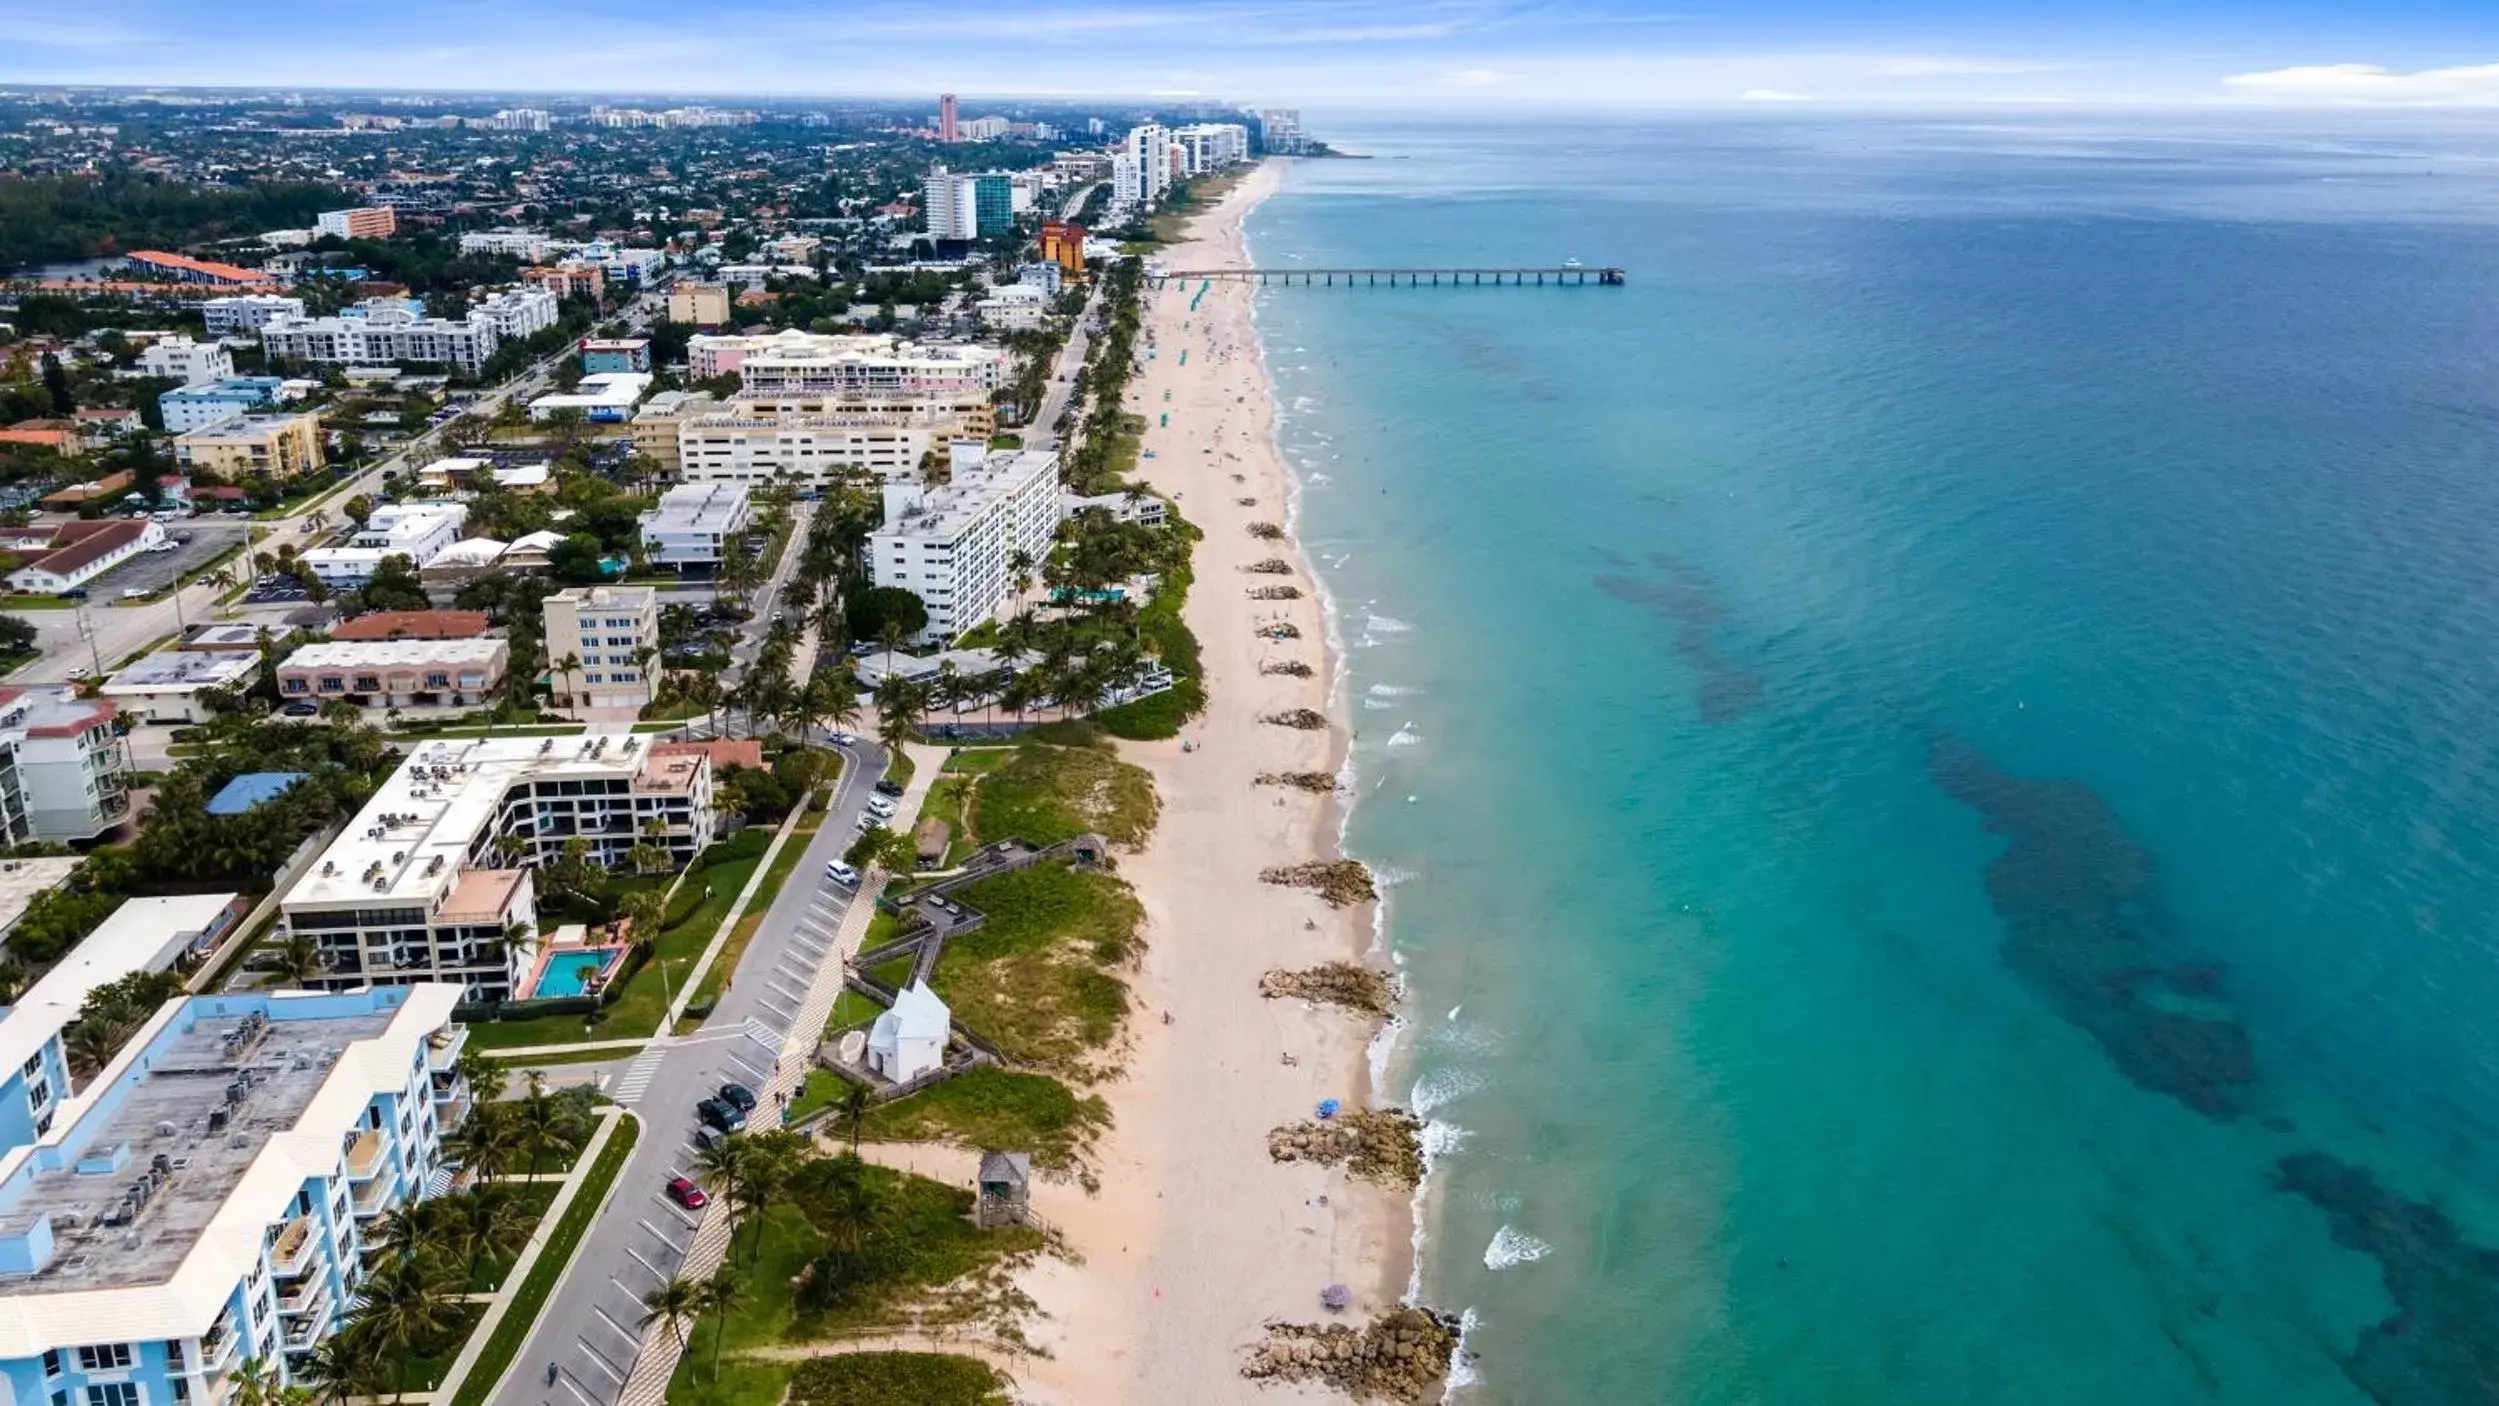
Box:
[533,948,619,998]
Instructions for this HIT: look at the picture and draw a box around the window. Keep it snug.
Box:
[76,1344,132,1371]
[43,1349,61,1378]
[22,1053,40,1077]
[283,677,309,694]
[87,1385,141,1406]
[425,673,450,688]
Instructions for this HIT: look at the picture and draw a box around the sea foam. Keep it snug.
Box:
[1483,1225,1553,1270]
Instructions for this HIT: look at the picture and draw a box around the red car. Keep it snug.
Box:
[665,1176,708,1209]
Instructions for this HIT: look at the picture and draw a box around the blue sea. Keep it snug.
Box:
[1246,113,2499,1405]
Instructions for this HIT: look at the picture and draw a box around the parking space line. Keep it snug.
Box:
[560,1372,602,1405]
[572,1339,626,1384]
[624,1244,669,1281]
[590,1304,642,1346]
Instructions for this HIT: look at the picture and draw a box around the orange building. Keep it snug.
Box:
[524,260,606,301]
[1039,220,1088,274]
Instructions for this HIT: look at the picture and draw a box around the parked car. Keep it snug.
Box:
[664,1176,709,1210]
[120,587,148,600]
[692,1126,721,1151]
[718,1082,757,1112]
[873,780,905,799]
[696,1097,746,1132]
[830,731,857,746]
[56,588,86,600]
[826,860,860,887]
[854,813,876,834]
[281,700,320,716]
[865,797,897,821]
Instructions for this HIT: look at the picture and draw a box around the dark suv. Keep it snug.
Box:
[696,1097,746,1133]
[718,1082,757,1112]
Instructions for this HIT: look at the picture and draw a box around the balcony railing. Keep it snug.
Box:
[425,1024,469,1071]
[351,1174,394,1219]
[269,1214,316,1277]
[344,1128,387,1180]
[276,1274,330,1317]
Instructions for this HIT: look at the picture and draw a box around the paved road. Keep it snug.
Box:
[1027,281,1103,453]
[490,740,885,1406]
[722,502,817,687]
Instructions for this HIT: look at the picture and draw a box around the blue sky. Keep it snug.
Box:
[10,0,2499,108]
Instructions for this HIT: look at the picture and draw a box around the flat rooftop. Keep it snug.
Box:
[283,733,693,911]
[0,858,88,944]
[280,639,507,670]
[103,650,260,691]
[175,412,313,444]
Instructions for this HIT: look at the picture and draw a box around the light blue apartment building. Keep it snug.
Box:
[157,379,289,435]
[0,983,467,1404]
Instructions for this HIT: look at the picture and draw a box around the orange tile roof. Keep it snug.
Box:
[329,610,493,642]
[127,250,279,286]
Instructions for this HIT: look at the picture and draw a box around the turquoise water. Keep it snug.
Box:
[534,948,617,998]
[1249,115,2499,1404]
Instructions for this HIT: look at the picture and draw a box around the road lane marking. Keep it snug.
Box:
[590,1305,641,1346]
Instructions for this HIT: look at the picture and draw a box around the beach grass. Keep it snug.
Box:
[784,1353,1011,1405]
[966,742,1158,849]
[859,1067,1110,1173]
[927,861,1140,1078]
[664,1163,1045,1405]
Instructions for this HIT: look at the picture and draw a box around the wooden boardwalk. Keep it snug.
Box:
[1150,265,1625,288]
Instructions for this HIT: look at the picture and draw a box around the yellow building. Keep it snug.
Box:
[667,282,733,327]
[173,411,325,478]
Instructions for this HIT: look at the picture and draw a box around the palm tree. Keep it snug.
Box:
[641,1273,703,1349]
[271,932,323,986]
[698,1268,746,1379]
[554,651,583,708]
[515,1071,573,1177]
[877,618,907,679]
[301,1330,391,1404]
[838,1083,872,1154]
[356,1256,453,1402]
[228,1356,285,1406]
[692,1132,751,1213]
[452,1102,522,1185]
[873,677,923,756]
[463,1186,537,1288]
[491,832,528,870]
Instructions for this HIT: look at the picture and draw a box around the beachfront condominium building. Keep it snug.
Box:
[301,503,468,587]
[691,329,1005,397]
[639,482,752,571]
[0,893,244,1151]
[0,984,467,1402]
[668,282,732,326]
[172,411,326,479]
[201,294,307,338]
[869,444,1064,641]
[280,736,715,998]
[315,206,398,239]
[1260,109,1305,154]
[276,640,509,711]
[134,337,234,387]
[1173,123,1251,175]
[160,376,288,433]
[544,585,659,710]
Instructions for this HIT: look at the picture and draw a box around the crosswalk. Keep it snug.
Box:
[608,1044,669,1106]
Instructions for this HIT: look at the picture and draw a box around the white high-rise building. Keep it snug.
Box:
[923,167,974,241]
[1173,123,1250,176]
[868,444,1064,642]
[457,228,554,260]
[1123,124,1174,203]
[470,286,561,339]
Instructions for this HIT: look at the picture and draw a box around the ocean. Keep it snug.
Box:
[1247,113,2499,1405]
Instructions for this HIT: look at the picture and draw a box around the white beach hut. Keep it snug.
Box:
[867,979,951,1083]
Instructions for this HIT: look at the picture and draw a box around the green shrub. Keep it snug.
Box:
[787,1353,1008,1406]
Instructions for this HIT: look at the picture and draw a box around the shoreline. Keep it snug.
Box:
[1006,157,1417,1403]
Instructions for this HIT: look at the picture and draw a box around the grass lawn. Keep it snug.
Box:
[462,1181,563,1292]
[484,1044,641,1069]
[967,742,1157,849]
[665,1163,1045,1406]
[917,773,978,866]
[928,862,1139,1078]
[785,1353,1011,1405]
[859,1068,1109,1174]
[883,747,915,789]
[784,1066,852,1127]
[827,988,882,1032]
[448,1114,639,1406]
[398,1301,486,1393]
[467,844,770,1050]
[0,594,75,611]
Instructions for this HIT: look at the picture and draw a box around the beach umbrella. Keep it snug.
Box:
[1321,1284,1351,1311]
[1316,1098,1341,1119]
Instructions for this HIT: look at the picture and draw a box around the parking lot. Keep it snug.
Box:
[242,572,310,606]
[88,519,251,600]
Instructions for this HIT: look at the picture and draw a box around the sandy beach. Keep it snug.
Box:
[993,159,1410,1403]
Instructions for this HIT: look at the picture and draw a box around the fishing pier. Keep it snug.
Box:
[1149,265,1626,289]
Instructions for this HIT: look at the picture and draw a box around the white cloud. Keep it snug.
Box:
[1741,88,1814,102]
[2222,61,2499,104]
[1446,68,1510,87]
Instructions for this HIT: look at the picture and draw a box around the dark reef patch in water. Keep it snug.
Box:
[2274,1151,2499,1406]
[1594,554,1764,722]
[1930,740,2256,1117]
